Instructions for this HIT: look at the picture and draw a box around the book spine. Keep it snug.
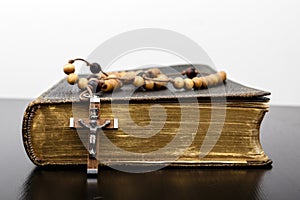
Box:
[22,102,40,166]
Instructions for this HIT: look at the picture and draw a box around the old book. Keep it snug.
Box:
[22,64,272,168]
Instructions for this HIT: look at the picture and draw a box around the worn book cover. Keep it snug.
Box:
[22,64,272,168]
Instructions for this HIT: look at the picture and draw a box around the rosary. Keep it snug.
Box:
[64,58,227,176]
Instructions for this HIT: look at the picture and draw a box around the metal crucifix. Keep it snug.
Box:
[69,95,118,176]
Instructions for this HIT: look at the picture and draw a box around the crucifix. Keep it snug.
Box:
[69,95,118,176]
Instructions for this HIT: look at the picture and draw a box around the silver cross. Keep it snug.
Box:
[69,95,118,176]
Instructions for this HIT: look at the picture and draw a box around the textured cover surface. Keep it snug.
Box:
[33,64,270,104]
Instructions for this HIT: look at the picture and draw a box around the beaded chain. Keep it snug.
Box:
[63,58,227,100]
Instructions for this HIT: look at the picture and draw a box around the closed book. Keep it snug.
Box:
[22,64,272,167]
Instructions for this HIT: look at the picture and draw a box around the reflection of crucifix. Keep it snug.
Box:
[69,95,118,176]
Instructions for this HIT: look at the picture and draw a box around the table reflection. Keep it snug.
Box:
[20,166,268,200]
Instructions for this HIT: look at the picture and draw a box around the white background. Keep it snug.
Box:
[0,0,299,105]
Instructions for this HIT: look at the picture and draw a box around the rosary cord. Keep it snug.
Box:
[69,58,91,66]
[79,79,98,101]
[64,58,227,101]
[79,90,89,101]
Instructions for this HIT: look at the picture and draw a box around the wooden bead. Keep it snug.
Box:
[184,78,194,90]
[173,77,184,89]
[121,71,136,84]
[147,68,161,78]
[119,71,127,77]
[192,77,202,89]
[157,74,168,80]
[67,73,78,85]
[107,74,117,79]
[144,80,155,90]
[154,74,168,89]
[107,72,122,77]
[218,71,227,82]
[184,67,198,79]
[107,74,122,90]
[63,63,75,75]
[77,78,88,90]
[153,79,167,89]
[207,74,219,86]
[133,76,145,87]
[206,75,213,86]
[213,74,221,84]
[110,79,118,90]
[114,72,123,78]
[215,73,223,84]
[89,63,101,74]
[200,77,208,88]
[101,80,114,92]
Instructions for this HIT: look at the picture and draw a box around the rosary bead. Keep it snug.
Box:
[67,73,79,85]
[101,80,114,92]
[110,79,118,89]
[157,74,168,80]
[119,71,127,77]
[144,80,155,90]
[184,67,198,79]
[114,72,123,78]
[77,78,89,90]
[215,73,223,83]
[218,71,227,82]
[192,77,202,89]
[147,68,161,78]
[121,71,136,84]
[133,76,145,87]
[154,74,168,89]
[107,72,120,77]
[107,74,117,79]
[63,63,75,75]
[89,63,101,74]
[107,74,122,90]
[184,78,194,90]
[207,74,219,85]
[200,77,208,88]
[173,77,184,89]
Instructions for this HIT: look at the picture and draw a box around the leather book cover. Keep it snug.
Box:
[22,64,271,167]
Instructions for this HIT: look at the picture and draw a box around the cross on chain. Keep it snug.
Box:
[69,95,118,176]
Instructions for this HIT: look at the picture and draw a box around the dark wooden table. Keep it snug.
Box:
[0,99,299,200]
